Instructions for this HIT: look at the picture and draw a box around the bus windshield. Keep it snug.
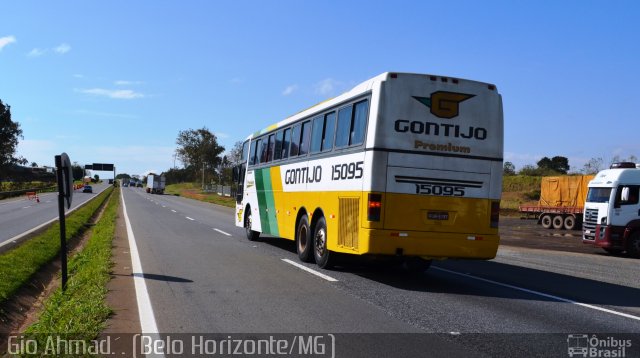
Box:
[586,187,612,203]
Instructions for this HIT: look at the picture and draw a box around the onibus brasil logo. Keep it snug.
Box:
[412,91,474,119]
[567,334,632,357]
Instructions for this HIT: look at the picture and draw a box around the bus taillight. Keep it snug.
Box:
[368,193,382,221]
[491,201,500,228]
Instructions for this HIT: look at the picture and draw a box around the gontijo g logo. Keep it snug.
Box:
[413,91,475,119]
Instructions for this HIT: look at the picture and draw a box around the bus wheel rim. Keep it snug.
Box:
[315,228,326,256]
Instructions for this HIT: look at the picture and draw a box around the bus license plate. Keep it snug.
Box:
[427,212,449,220]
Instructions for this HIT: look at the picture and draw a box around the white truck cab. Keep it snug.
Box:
[582,162,640,256]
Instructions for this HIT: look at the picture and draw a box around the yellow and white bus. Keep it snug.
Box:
[233,72,503,270]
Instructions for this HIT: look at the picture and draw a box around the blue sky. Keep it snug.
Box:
[1,1,638,178]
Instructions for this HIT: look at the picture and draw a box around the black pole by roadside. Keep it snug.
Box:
[55,155,68,291]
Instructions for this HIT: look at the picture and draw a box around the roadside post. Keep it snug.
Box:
[55,153,73,291]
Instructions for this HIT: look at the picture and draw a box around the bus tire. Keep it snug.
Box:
[541,214,553,229]
[563,215,576,230]
[245,207,260,241]
[296,215,313,262]
[627,232,640,258]
[313,217,334,269]
[404,257,432,274]
[552,215,564,230]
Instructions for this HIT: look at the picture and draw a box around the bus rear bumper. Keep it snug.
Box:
[357,229,499,260]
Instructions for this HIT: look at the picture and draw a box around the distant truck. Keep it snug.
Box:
[582,162,640,257]
[519,175,594,230]
[146,174,166,194]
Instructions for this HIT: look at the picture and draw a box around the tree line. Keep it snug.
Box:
[504,154,639,177]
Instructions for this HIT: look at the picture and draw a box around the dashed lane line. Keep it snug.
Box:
[282,259,338,282]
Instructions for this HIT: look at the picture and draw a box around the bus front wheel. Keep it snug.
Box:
[245,208,260,241]
[296,215,313,262]
[313,217,334,269]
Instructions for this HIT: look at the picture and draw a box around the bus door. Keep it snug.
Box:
[233,163,246,204]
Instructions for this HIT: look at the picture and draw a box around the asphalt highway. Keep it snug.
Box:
[121,188,640,357]
[0,182,111,247]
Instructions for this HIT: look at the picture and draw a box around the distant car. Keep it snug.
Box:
[136,183,143,187]
[83,185,93,193]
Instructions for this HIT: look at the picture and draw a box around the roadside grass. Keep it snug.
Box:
[0,186,113,306]
[19,187,120,351]
[165,182,235,208]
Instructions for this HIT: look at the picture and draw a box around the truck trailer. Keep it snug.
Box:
[582,162,640,256]
[146,174,166,194]
[519,175,594,230]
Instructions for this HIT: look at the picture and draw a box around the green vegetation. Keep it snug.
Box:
[0,186,113,306]
[165,182,235,208]
[20,188,120,351]
[501,175,542,214]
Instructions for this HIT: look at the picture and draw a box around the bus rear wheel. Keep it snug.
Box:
[313,217,334,269]
[245,208,260,241]
[296,215,313,262]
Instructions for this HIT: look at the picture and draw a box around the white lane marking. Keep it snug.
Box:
[162,205,166,208]
[186,217,195,221]
[171,210,177,213]
[433,267,640,322]
[213,228,231,236]
[120,188,165,350]
[282,259,338,282]
[22,206,31,209]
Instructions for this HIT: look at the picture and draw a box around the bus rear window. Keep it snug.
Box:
[586,187,612,203]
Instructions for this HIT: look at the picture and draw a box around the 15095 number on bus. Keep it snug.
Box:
[331,161,364,181]
[415,184,465,197]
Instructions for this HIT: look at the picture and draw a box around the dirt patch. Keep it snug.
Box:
[499,216,605,255]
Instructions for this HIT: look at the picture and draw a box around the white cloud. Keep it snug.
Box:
[115,80,143,86]
[54,43,71,54]
[0,35,16,51]
[27,48,46,57]
[314,78,341,96]
[73,74,85,79]
[229,78,244,85]
[282,84,298,96]
[215,132,230,139]
[77,88,145,99]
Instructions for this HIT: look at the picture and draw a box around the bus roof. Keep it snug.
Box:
[243,72,498,142]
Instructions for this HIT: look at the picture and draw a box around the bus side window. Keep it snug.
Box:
[249,140,258,165]
[274,130,283,161]
[290,124,301,157]
[299,121,311,156]
[351,100,368,146]
[310,115,324,153]
[282,128,291,159]
[266,134,275,162]
[322,112,336,151]
[335,106,352,148]
[259,139,268,163]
